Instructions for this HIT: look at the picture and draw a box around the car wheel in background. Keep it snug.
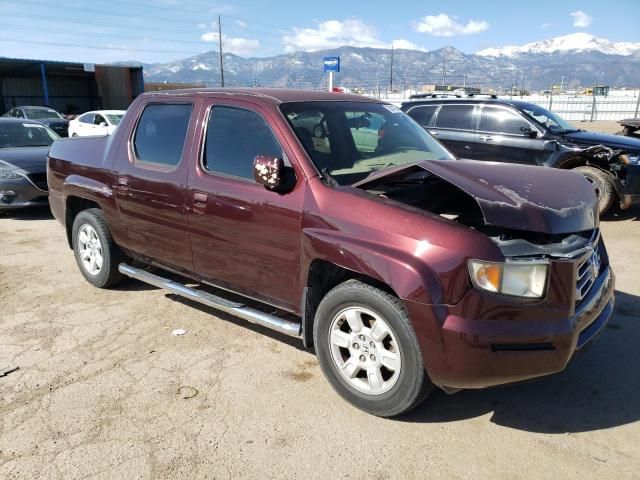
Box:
[573,166,615,215]
[313,279,433,417]
[72,208,126,288]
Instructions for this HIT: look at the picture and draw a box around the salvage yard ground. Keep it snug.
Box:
[1,123,639,479]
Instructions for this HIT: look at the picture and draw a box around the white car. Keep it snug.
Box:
[68,110,126,137]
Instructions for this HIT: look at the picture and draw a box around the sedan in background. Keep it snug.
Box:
[3,106,69,137]
[68,110,126,137]
[0,118,58,210]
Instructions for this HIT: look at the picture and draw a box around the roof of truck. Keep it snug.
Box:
[141,88,382,105]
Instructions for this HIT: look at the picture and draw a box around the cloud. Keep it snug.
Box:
[413,13,488,36]
[541,22,550,29]
[570,10,592,28]
[282,19,426,52]
[201,32,261,55]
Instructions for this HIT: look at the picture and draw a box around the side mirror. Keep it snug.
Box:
[253,155,286,190]
[99,122,107,127]
[521,126,538,138]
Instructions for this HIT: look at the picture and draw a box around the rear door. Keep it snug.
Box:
[474,105,548,165]
[113,100,196,272]
[186,99,305,311]
[430,103,477,158]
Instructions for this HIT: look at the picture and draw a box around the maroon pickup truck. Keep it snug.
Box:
[47,88,615,417]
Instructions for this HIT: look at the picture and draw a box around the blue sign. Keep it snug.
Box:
[323,56,340,73]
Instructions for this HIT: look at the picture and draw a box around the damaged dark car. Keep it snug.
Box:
[48,90,614,417]
[402,97,640,215]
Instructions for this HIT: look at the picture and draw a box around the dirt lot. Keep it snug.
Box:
[1,204,640,479]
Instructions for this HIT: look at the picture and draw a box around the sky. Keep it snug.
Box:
[0,0,639,64]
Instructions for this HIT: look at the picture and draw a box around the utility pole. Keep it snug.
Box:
[560,75,565,91]
[520,70,525,97]
[389,45,394,93]
[463,73,467,88]
[441,53,447,87]
[218,14,225,87]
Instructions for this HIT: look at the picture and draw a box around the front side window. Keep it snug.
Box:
[479,106,533,135]
[434,104,475,130]
[281,101,454,185]
[133,103,192,166]
[203,106,283,180]
[406,105,438,127]
[105,114,124,126]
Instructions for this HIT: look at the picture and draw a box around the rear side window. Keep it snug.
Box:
[203,106,282,180]
[407,105,437,127]
[479,106,533,135]
[133,103,192,166]
[435,105,475,130]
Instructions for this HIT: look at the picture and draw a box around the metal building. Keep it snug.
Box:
[0,57,144,115]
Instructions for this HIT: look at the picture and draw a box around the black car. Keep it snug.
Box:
[3,106,69,137]
[0,118,58,210]
[402,97,640,215]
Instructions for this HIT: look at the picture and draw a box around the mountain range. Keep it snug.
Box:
[133,33,640,92]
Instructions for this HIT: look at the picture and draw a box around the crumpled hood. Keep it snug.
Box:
[0,146,50,173]
[563,129,640,154]
[354,160,598,235]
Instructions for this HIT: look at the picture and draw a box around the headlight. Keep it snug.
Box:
[0,168,23,180]
[468,260,549,298]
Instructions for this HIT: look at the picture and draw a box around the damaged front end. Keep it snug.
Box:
[560,143,640,210]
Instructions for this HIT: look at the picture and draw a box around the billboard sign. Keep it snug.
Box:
[323,56,340,73]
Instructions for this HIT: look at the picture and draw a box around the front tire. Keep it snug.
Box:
[72,208,125,288]
[572,165,615,215]
[313,279,432,417]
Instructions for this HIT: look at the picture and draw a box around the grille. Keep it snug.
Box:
[27,172,48,191]
[575,249,601,303]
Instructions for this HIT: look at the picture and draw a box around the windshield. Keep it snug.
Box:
[0,122,58,148]
[105,114,124,125]
[520,103,577,133]
[24,108,63,120]
[280,101,454,185]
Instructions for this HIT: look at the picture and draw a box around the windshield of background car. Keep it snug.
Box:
[24,108,62,120]
[520,103,576,133]
[280,101,454,185]
[0,122,58,148]
[105,114,124,125]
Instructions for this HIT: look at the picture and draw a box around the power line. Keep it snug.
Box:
[0,38,207,55]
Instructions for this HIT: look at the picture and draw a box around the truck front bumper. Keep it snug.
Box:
[407,266,615,390]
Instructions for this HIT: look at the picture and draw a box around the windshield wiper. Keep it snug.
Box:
[320,168,339,187]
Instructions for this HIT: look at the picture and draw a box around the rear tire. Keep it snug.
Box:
[572,165,615,216]
[72,208,125,288]
[313,279,433,417]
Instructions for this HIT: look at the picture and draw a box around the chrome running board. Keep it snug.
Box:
[118,263,301,338]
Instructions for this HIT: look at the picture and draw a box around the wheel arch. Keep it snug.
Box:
[299,231,443,349]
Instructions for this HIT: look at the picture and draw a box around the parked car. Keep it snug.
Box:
[0,118,58,210]
[401,97,640,215]
[3,106,69,137]
[48,89,614,417]
[68,110,127,137]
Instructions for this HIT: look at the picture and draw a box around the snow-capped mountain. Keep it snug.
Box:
[477,33,640,57]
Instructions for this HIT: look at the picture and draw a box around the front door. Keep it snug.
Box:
[113,101,196,272]
[187,101,304,311]
[473,105,551,165]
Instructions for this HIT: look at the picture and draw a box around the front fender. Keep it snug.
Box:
[301,228,448,306]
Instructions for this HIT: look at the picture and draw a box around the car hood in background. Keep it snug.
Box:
[563,129,640,153]
[354,159,598,235]
[0,146,50,173]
